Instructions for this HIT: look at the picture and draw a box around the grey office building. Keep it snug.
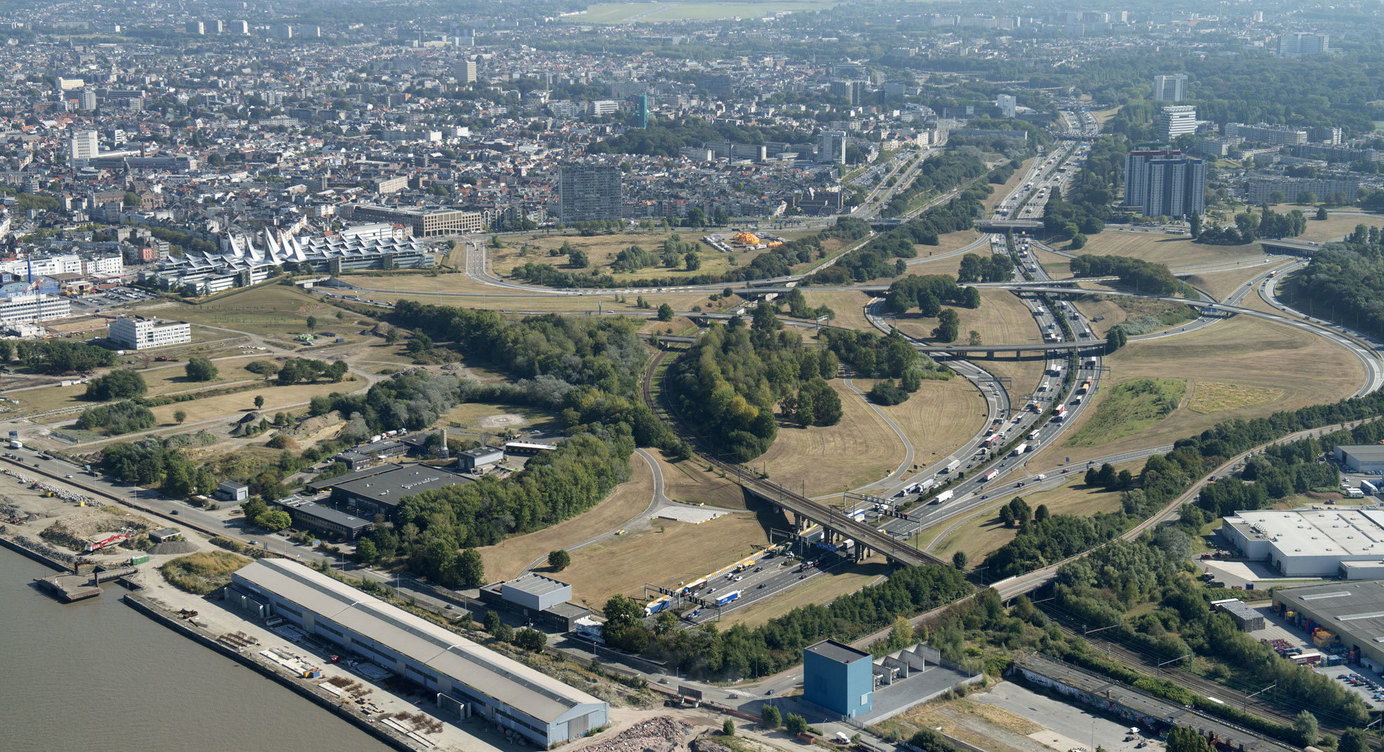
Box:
[1152,74,1187,102]
[1124,150,1206,218]
[558,165,622,222]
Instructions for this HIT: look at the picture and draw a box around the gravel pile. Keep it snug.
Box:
[148,540,198,555]
[583,717,691,752]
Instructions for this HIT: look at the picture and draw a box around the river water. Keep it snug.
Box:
[0,547,389,752]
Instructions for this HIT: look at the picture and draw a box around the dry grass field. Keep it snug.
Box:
[342,272,725,315]
[148,379,360,424]
[653,453,750,509]
[150,286,360,339]
[870,375,989,473]
[758,380,902,496]
[800,290,876,332]
[1183,263,1280,301]
[1077,231,1261,269]
[11,355,277,418]
[915,466,1129,563]
[1032,247,1072,278]
[1282,208,1384,243]
[487,232,747,282]
[887,290,1047,403]
[873,696,1044,752]
[1027,315,1364,470]
[477,453,654,581]
[718,562,888,628]
[557,512,770,609]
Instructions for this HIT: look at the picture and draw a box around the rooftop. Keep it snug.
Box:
[503,573,571,599]
[283,499,373,532]
[1277,580,1384,640]
[309,463,471,506]
[1224,509,1384,558]
[805,639,871,664]
[234,559,605,724]
[1339,445,1384,463]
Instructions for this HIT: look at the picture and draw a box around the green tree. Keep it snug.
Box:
[1166,727,1213,752]
[305,316,317,331]
[355,538,379,563]
[1292,711,1318,747]
[656,303,674,321]
[483,609,502,634]
[567,249,589,268]
[455,548,485,587]
[784,714,808,735]
[933,308,960,342]
[685,252,701,271]
[761,705,781,728]
[967,330,982,346]
[547,549,571,570]
[722,720,735,737]
[84,369,147,401]
[1106,324,1128,353]
[245,360,278,377]
[258,509,292,531]
[1315,206,1329,221]
[513,627,547,651]
[1338,728,1368,752]
[174,409,187,424]
[185,357,218,381]
[952,550,967,570]
[253,394,265,410]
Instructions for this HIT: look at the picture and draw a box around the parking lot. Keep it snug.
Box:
[1317,665,1384,710]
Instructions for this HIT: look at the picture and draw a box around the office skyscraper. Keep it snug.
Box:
[996,94,1017,118]
[186,20,205,35]
[1124,150,1206,218]
[79,89,97,111]
[631,94,649,128]
[231,20,249,35]
[69,130,99,163]
[461,59,478,85]
[1155,105,1198,139]
[1279,33,1330,57]
[818,131,847,164]
[1153,74,1187,102]
[559,165,622,222]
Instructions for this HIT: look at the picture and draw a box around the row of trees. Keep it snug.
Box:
[980,383,1384,580]
[8,339,117,374]
[514,216,872,289]
[1281,230,1384,339]
[819,327,949,403]
[1194,205,1308,246]
[956,252,1014,283]
[603,563,972,679]
[1053,526,1368,731]
[883,274,980,315]
[811,189,991,284]
[881,149,989,217]
[1069,254,1186,296]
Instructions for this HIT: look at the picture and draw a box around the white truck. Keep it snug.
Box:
[932,489,955,504]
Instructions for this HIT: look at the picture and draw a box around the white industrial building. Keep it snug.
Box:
[1220,509,1384,577]
[145,227,434,295]
[0,293,71,324]
[1336,446,1384,474]
[107,316,191,350]
[229,559,608,747]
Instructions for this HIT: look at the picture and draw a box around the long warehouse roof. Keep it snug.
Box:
[234,559,604,723]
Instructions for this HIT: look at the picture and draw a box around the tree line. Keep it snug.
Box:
[811,189,991,284]
[1281,229,1384,339]
[1069,254,1187,296]
[980,386,1384,580]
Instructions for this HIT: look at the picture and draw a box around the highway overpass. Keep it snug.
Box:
[718,464,944,568]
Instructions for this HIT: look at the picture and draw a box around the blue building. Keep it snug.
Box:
[803,639,874,718]
[631,94,649,128]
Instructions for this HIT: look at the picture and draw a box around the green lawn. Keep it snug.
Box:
[1068,377,1187,447]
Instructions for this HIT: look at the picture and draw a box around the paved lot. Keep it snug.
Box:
[975,682,1163,752]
